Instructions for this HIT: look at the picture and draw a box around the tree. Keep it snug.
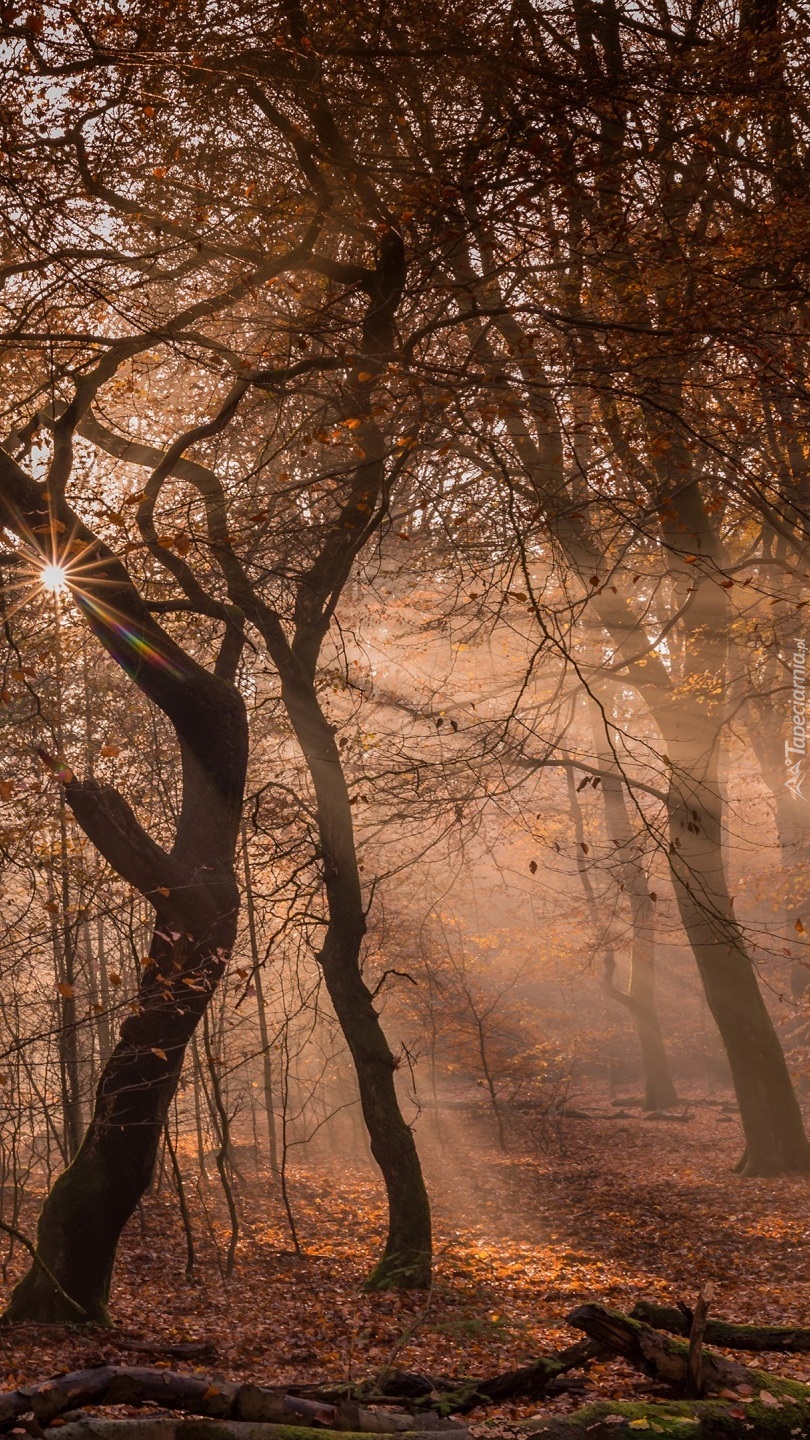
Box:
[0,0,434,1296]
[0,442,247,1322]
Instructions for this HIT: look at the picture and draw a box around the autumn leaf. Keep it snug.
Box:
[151,1048,168,1061]
[56,983,75,999]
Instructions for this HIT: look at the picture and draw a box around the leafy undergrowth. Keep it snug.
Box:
[2,1086,810,1424]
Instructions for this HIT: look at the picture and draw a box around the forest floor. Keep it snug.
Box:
[2,1083,810,1423]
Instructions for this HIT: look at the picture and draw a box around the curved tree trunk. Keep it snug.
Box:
[0,445,249,1324]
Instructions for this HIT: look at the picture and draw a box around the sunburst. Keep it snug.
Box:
[40,563,68,593]
[2,510,188,681]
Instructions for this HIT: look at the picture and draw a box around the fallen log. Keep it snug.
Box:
[8,1308,810,1440]
[0,1369,429,1434]
[567,1303,754,1395]
[49,1422,465,1440]
[518,1397,810,1436]
[113,1341,219,1363]
[512,1302,810,1435]
[42,1403,810,1440]
[0,1344,595,1435]
[632,1298,810,1353]
[322,1343,597,1413]
[424,1341,598,1414]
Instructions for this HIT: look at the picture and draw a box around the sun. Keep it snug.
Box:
[41,563,68,593]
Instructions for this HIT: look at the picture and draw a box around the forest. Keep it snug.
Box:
[0,0,809,1434]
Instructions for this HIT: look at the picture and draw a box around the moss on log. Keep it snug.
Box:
[519,1397,810,1436]
[50,1404,810,1440]
[631,1300,810,1353]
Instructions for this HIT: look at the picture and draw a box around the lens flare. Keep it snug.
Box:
[41,564,68,592]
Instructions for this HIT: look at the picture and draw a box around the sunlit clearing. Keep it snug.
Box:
[41,564,68,592]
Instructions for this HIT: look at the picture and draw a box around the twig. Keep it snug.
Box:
[370,1270,435,1394]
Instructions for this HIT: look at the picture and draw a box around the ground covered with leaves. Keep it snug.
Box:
[2,1088,809,1422]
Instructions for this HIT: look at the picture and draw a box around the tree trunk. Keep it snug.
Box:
[632,984,678,1113]
[663,708,810,1175]
[590,710,678,1111]
[4,879,240,1324]
[282,675,432,1290]
[746,699,810,1001]
[0,436,249,1324]
[241,826,279,1178]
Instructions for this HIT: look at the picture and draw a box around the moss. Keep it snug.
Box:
[176,1428,387,1440]
[511,1396,810,1437]
[364,1247,431,1292]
